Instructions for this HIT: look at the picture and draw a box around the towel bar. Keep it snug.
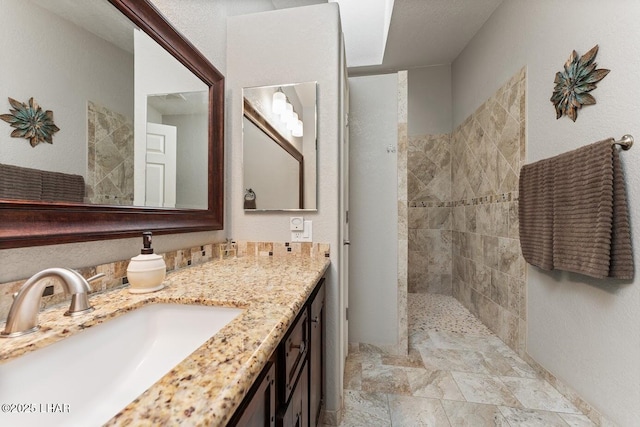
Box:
[613,134,633,150]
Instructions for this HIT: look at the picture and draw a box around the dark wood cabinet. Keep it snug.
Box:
[281,363,308,427]
[308,281,325,427]
[231,277,325,427]
[283,308,309,403]
[229,359,276,427]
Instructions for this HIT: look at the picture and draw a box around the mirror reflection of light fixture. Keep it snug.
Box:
[292,120,303,137]
[287,112,298,130]
[270,87,304,137]
[281,102,293,122]
[272,88,286,114]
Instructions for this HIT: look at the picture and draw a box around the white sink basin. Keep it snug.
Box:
[0,303,243,427]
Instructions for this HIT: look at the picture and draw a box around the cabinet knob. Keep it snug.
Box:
[311,316,319,323]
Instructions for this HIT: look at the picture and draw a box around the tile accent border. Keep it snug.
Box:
[0,240,330,322]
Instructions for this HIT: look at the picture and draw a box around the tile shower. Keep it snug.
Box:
[408,68,527,355]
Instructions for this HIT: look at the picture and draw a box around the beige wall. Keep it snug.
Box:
[1,0,133,179]
[408,65,452,136]
[348,73,399,349]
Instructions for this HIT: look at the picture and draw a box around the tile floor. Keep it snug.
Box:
[333,293,596,427]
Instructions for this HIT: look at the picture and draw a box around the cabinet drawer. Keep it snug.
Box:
[284,308,308,402]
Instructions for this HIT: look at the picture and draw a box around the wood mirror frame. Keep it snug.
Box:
[0,0,224,249]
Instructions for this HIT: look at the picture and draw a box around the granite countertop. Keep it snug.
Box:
[0,255,330,426]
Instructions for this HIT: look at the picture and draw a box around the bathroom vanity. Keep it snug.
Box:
[0,255,329,426]
[229,277,325,427]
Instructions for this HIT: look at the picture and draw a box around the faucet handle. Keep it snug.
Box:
[87,273,106,283]
[63,269,96,317]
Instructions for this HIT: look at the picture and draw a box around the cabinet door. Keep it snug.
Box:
[280,362,308,427]
[231,361,276,427]
[309,281,325,426]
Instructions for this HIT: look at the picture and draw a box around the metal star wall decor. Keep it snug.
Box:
[0,97,60,147]
[550,45,610,122]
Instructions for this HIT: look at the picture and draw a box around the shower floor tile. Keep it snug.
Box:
[332,293,597,427]
[409,292,493,335]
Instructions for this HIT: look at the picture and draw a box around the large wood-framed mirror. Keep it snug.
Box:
[0,0,224,249]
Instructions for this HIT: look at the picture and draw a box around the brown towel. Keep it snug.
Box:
[41,170,85,203]
[0,163,42,200]
[0,163,85,203]
[519,139,633,279]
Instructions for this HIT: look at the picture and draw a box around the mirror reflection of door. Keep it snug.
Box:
[134,28,209,209]
[145,122,177,208]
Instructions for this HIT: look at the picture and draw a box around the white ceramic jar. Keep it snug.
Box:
[126,253,166,293]
[126,232,166,293]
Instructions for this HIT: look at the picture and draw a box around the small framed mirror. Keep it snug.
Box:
[242,82,317,211]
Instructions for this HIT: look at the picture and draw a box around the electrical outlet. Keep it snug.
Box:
[291,220,312,242]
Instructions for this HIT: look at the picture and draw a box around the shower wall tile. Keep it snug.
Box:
[409,207,429,229]
[407,133,452,296]
[508,202,519,239]
[87,101,134,206]
[408,134,451,204]
[450,67,527,356]
[428,207,451,230]
[453,206,465,232]
[465,205,477,233]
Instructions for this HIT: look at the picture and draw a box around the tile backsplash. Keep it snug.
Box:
[0,240,330,323]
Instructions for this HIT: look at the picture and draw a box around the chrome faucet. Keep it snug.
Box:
[1,268,103,338]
